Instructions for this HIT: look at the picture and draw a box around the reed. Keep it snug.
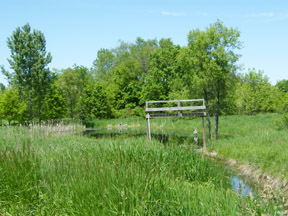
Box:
[0,123,284,215]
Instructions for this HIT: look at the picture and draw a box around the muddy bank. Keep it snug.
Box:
[202,149,288,210]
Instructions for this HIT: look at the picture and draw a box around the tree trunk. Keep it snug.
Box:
[70,101,74,120]
[204,90,212,140]
[38,92,42,123]
[215,83,221,140]
[29,90,33,125]
[207,105,212,140]
[214,111,218,140]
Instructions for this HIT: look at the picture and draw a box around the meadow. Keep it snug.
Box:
[0,122,284,215]
[85,113,288,179]
[84,113,288,207]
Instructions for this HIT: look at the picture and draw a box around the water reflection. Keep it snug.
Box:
[83,128,202,146]
[231,174,255,196]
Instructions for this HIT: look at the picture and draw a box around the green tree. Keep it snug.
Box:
[80,82,110,119]
[6,23,52,123]
[0,89,27,125]
[107,57,143,117]
[276,79,288,93]
[42,83,66,121]
[141,39,180,103]
[0,83,5,93]
[92,48,115,80]
[236,69,283,114]
[93,38,159,117]
[56,65,91,119]
[187,20,242,139]
[130,37,158,75]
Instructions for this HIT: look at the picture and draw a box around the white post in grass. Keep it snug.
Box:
[202,113,207,151]
[146,113,151,140]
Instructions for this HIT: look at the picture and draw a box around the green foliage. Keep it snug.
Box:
[56,65,92,119]
[6,23,52,123]
[80,81,110,119]
[42,85,66,120]
[92,48,115,80]
[0,83,5,93]
[2,21,287,124]
[93,38,159,118]
[236,69,283,114]
[141,38,180,103]
[185,20,242,139]
[276,79,288,93]
[0,89,27,124]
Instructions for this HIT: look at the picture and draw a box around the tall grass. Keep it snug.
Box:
[88,114,288,179]
[0,125,283,215]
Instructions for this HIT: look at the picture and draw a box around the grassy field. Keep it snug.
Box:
[86,113,288,178]
[207,114,288,179]
[85,114,288,202]
[0,124,284,215]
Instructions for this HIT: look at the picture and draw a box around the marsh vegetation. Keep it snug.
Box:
[0,115,286,215]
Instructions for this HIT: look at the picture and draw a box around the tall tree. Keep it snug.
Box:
[92,48,115,80]
[56,65,91,120]
[93,38,159,117]
[141,38,180,103]
[187,20,242,139]
[6,23,52,123]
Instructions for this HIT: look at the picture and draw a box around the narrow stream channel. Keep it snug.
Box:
[83,128,255,197]
[231,174,255,197]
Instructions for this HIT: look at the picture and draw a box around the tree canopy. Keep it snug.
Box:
[6,23,52,123]
[1,21,287,139]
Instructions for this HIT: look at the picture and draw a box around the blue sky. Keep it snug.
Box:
[0,0,287,85]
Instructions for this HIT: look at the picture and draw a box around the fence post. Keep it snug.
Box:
[202,113,207,151]
[146,113,151,140]
[177,100,182,117]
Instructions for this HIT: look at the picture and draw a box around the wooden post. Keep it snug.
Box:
[202,112,207,151]
[146,113,151,140]
[177,100,181,117]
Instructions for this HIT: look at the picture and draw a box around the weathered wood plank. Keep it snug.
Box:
[146,99,206,112]
[146,99,204,104]
[146,106,206,112]
[149,112,206,118]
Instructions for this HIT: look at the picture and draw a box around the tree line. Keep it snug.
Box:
[1,21,287,138]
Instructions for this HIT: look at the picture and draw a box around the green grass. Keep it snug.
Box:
[88,113,288,179]
[207,113,288,178]
[0,125,283,215]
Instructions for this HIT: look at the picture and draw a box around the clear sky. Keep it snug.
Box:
[0,0,287,86]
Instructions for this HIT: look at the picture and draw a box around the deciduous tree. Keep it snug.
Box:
[56,65,91,119]
[0,89,26,125]
[187,20,242,139]
[6,23,52,123]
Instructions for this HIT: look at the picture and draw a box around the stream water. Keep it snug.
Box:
[231,174,255,197]
[83,128,255,197]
